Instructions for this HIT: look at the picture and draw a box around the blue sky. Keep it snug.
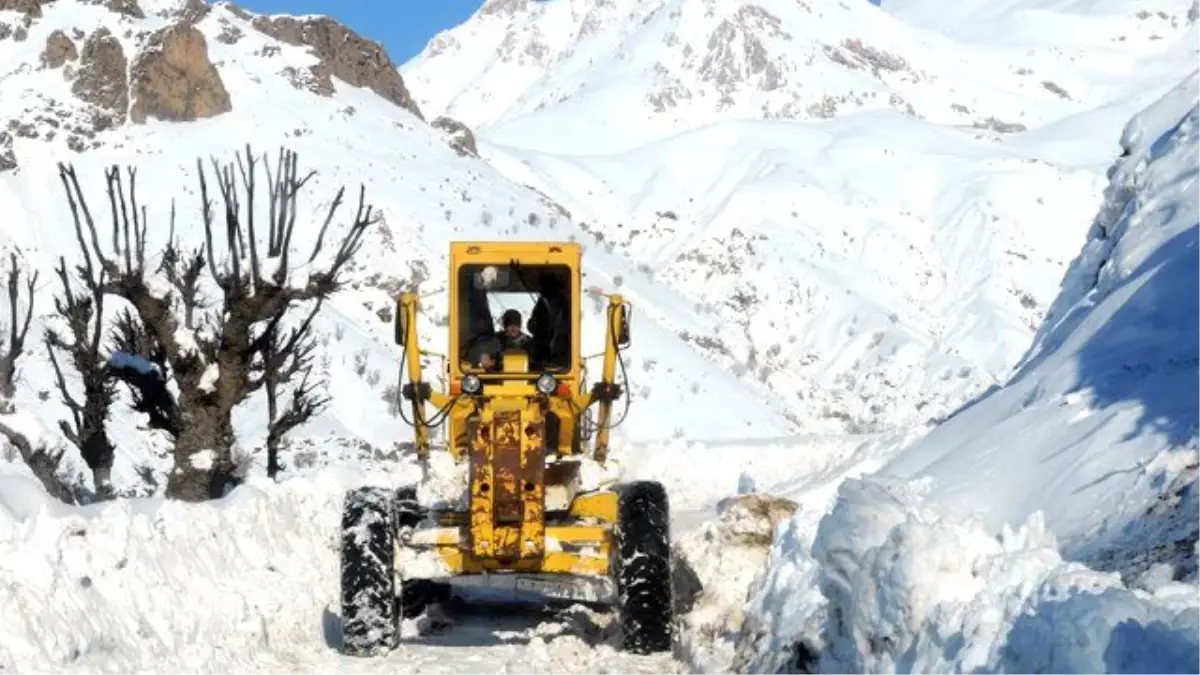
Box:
[234,0,485,65]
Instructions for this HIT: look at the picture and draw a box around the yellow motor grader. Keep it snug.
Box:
[339,241,673,656]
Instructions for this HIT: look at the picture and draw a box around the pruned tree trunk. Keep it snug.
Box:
[80,393,115,499]
[0,253,36,401]
[170,402,238,500]
[265,362,282,478]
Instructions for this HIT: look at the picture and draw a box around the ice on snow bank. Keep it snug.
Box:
[673,493,799,673]
[737,476,1199,673]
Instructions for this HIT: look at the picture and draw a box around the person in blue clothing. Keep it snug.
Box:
[108,350,179,435]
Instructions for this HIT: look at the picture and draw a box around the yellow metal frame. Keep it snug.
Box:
[394,241,630,578]
[403,485,624,576]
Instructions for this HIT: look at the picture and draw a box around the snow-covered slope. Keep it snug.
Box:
[882,0,1197,53]
[882,71,1200,572]
[480,115,1104,436]
[734,71,1199,674]
[401,0,1199,438]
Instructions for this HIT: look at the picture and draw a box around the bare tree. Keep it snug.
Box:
[56,145,376,501]
[44,256,118,499]
[0,254,76,502]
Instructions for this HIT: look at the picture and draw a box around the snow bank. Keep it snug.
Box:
[739,476,1199,673]
[735,71,1200,673]
[0,466,417,672]
[880,69,1200,571]
[0,433,811,672]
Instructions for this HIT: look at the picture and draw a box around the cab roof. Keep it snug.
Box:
[449,241,581,266]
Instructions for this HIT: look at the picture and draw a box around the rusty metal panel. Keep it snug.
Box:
[492,410,523,525]
[492,526,520,560]
[468,408,495,558]
[519,407,547,559]
[467,403,550,562]
[520,408,549,559]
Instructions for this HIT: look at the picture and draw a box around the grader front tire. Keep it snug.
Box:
[614,480,674,653]
[340,486,399,656]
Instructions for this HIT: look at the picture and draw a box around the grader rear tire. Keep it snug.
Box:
[340,486,399,656]
[614,480,674,653]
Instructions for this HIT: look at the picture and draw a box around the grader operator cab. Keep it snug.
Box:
[339,242,673,656]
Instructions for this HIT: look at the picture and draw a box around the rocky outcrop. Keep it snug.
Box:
[129,23,231,124]
[0,0,46,19]
[106,0,143,18]
[250,14,423,119]
[431,116,477,157]
[281,63,334,97]
[479,0,529,17]
[215,16,243,44]
[78,0,144,18]
[41,29,78,68]
[174,0,210,24]
[0,132,16,172]
[71,27,128,129]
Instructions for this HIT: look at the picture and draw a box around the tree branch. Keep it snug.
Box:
[0,418,72,503]
[0,249,72,503]
[0,253,38,400]
[262,316,328,478]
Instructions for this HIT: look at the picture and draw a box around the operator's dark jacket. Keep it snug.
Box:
[528,296,568,364]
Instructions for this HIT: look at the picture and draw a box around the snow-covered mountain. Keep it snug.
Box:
[405,0,1194,143]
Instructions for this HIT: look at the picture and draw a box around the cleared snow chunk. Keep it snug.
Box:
[190,450,215,470]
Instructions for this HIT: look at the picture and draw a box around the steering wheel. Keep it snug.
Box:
[464,333,504,369]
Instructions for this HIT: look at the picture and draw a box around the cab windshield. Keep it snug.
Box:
[457,263,572,373]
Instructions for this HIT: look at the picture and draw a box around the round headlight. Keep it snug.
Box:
[461,373,482,394]
[535,372,557,395]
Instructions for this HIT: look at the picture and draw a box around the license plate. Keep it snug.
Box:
[515,577,590,601]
